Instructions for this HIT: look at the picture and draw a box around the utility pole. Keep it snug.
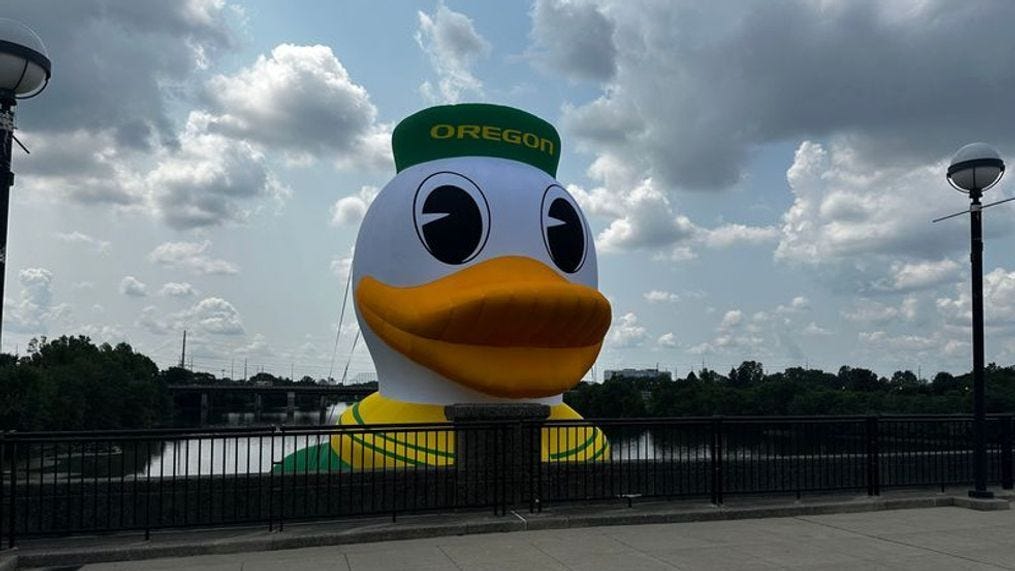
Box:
[243,358,247,381]
[179,330,187,368]
[230,358,235,380]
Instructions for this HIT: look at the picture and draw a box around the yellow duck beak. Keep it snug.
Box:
[356,256,612,398]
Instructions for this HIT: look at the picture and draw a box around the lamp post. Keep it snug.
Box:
[946,142,1006,499]
[0,19,51,352]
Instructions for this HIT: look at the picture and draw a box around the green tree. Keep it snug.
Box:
[0,336,168,431]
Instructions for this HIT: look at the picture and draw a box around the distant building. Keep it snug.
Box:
[603,368,672,381]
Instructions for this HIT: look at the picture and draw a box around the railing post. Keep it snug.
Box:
[1001,415,1013,490]
[0,432,5,551]
[277,425,286,531]
[445,404,549,514]
[199,392,210,427]
[865,416,880,496]
[267,427,276,532]
[7,438,15,549]
[710,417,723,505]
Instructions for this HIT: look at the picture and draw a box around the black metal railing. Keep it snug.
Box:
[2,414,1012,549]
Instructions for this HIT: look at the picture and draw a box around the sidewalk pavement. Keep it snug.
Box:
[54,504,1015,570]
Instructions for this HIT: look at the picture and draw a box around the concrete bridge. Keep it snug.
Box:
[167,384,376,426]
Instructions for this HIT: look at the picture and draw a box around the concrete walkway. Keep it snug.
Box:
[65,506,1015,570]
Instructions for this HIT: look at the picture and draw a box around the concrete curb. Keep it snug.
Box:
[9,494,1005,568]
[953,496,1012,511]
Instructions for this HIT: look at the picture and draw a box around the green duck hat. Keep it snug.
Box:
[392,103,561,176]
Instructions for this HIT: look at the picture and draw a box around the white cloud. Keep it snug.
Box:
[330,245,355,283]
[657,332,678,348]
[203,43,390,167]
[701,224,779,249]
[859,330,939,352]
[7,268,70,333]
[180,297,245,335]
[843,297,918,324]
[607,312,649,348]
[137,306,171,336]
[28,117,289,231]
[148,241,239,275]
[803,322,832,336]
[529,0,617,82]
[770,141,1015,294]
[18,37,391,231]
[330,186,379,227]
[592,178,698,258]
[147,113,290,230]
[720,309,743,330]
[331,254,353,283]
[7,1,234,147]
[8,1,237,215]
[55,231,111,253]
[233,333,273,357]
[552,1,1015,192]
[572,165,775,261]
[21,129,147,207]
[776,296,810,314]
[889,259,961,292]
[119,276,148,297]
[937,267,1015,329]
[416,3,490,103]
[159,282,199,298]
[643,290,680,304]
[687,296,818,360]
[73,323,128,346]
[776,141,1013,265]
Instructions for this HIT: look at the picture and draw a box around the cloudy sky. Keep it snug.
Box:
[6,0,1015,381]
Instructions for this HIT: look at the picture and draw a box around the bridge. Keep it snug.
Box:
[167,384,376,426]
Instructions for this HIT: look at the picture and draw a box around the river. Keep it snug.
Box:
[142,403,350,476]
[138,407,694,477]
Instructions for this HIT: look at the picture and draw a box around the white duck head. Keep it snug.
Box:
[352,104,611,406]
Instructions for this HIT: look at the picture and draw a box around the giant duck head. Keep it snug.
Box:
[352,104,611,405]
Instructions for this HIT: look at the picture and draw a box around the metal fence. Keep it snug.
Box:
[2,414,1012,549]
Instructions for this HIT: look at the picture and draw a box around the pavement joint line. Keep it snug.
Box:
[435,545,465,571]
[605,535,681,570]
[527,538,576,571]
[795,512,1015,570]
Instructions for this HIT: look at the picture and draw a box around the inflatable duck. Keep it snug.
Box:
[283,104,611,471]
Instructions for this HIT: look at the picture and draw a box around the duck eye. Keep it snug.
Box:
[413,172,490,265]
[541,185,587,273]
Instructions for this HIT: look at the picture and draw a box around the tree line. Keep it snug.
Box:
[0,336,373,432]
[564,360,1015,418]
[2,337,1011,431]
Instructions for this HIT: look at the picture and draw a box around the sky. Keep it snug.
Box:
[5,0,1015,382]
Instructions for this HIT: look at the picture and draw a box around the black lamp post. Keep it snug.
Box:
[0,19,51,352]
[946,142,1006,499]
